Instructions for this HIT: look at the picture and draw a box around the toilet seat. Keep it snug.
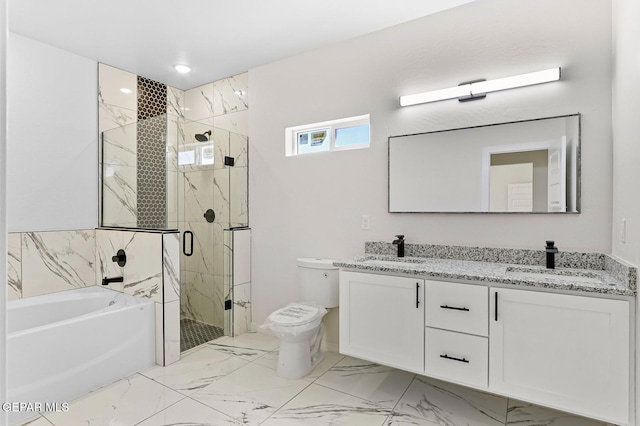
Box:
[269,304,320,327]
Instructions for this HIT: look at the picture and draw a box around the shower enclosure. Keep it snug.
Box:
[99,84,249,351]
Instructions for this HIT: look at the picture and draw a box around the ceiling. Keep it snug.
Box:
[8,0,474,89]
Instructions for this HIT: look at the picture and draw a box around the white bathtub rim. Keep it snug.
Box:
[8,286,154,338]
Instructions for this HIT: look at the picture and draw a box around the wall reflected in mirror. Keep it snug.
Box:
[388,114,580,213]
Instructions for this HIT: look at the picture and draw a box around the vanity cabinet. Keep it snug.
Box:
[424,280,489,388]
[339,271,425,372]
[489,287,629,424]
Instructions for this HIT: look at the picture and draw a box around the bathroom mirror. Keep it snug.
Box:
[388,114,580,213]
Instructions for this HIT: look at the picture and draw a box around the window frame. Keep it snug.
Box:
[285,114,370,157]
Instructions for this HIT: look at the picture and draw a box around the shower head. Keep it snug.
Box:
[195,130,212,142]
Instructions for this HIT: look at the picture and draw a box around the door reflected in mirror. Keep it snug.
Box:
[388,114,580,213]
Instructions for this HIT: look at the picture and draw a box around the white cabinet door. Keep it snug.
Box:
[489,287,629,425]
[339,271,424,372]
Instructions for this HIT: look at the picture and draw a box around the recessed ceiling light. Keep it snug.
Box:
[174,64,192,74]
[120,88,132,94]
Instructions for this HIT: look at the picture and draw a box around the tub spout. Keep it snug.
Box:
[102,276,124,286]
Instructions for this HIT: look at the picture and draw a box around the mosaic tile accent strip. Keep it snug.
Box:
[365,241,606,270]
[137,76,167,229]
[180,318,225,352]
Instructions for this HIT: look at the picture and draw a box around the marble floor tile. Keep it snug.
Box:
[261,383,391,426]
[137,396,244,426]
[315,356,415,408]
[387,376,507,426]
[254,350,345,383]
[190,362,310,425]
[211,331,280,352]
[43,374,184,426]
[505,399,612,426]
[16,415,53,425]
[140,345,249,396]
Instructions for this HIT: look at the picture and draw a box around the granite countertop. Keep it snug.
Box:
[334,254,636,297]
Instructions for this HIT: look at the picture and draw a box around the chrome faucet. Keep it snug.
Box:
[102,276,124,286]
[545,240,558,269]
[392,235,405,257]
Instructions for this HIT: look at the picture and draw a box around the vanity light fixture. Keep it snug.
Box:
[399,67,561,107]
[173,64,192,74]
[119,88,132,94]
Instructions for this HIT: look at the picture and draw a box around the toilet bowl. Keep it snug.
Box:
[268,303,327,379]
[265,258,339,379]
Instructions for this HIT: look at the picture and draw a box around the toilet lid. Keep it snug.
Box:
[270,304,320,326]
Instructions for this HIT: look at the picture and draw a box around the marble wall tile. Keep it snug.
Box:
[213,72,248,117]
[213,275,225,328]
[99,103,137,134]
[155,303,164,366]
[95,229,127,292]
[166,169,179,228]
[22,230,96,298]
[181,221,215,275]
[230,167,248,226]
[229,132,248,167]
[184,82,214,121]
[233,283,251,336]
[213,169,231,224]
[212,127,231,170]
[180,120,216,172]
[164,300,181,365]
[7,232,22,300]
[183,170,214,222]
[181,271,216,324]
[102,164,137,227]
[214,109,248,137]
[167,86,185,119]
[98,63,138,111]
[166,115,183,172]
[122,231,163,302]
[102,122,137,166]
[163,232,180,303]
[232,229,251,285]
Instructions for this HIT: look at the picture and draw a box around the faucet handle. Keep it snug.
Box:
[545,240,555,247]
[395,235,405,240]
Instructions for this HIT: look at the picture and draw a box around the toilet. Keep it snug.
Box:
[266,258,339,379]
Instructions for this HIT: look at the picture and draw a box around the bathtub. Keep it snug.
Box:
[8,286,155,424]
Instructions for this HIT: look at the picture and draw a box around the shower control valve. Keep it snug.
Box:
[111,249,127,267]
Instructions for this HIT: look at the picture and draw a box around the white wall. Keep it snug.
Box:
[612,0,640,268]
[249,0,613,345]
[7,33,97,232]
[0,0,7,420]
[611,0,640,420]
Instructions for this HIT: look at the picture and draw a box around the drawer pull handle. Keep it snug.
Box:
[440,305,470,312]
[440,354,469,363]
[416,282,420,309]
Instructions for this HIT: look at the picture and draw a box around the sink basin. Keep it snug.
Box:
[505,268,603,284]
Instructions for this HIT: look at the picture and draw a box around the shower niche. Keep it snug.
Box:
[99,64,249,351]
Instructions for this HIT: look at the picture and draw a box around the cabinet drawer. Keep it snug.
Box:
[425,327,488,389]
[426,280,488,336]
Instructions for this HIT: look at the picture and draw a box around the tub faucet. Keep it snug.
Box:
[545,240,558,269]
[102,276,124,286]
[392,235,405,258]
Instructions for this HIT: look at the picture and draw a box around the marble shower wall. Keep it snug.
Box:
[99,63,181,230]
[7,229,96,300]
[179,72,249,333]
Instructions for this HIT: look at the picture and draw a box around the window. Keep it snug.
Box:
[286,114,370,156]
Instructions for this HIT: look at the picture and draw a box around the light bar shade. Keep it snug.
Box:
[399,67,561,107]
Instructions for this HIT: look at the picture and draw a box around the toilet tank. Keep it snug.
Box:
[297,258,339,308]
